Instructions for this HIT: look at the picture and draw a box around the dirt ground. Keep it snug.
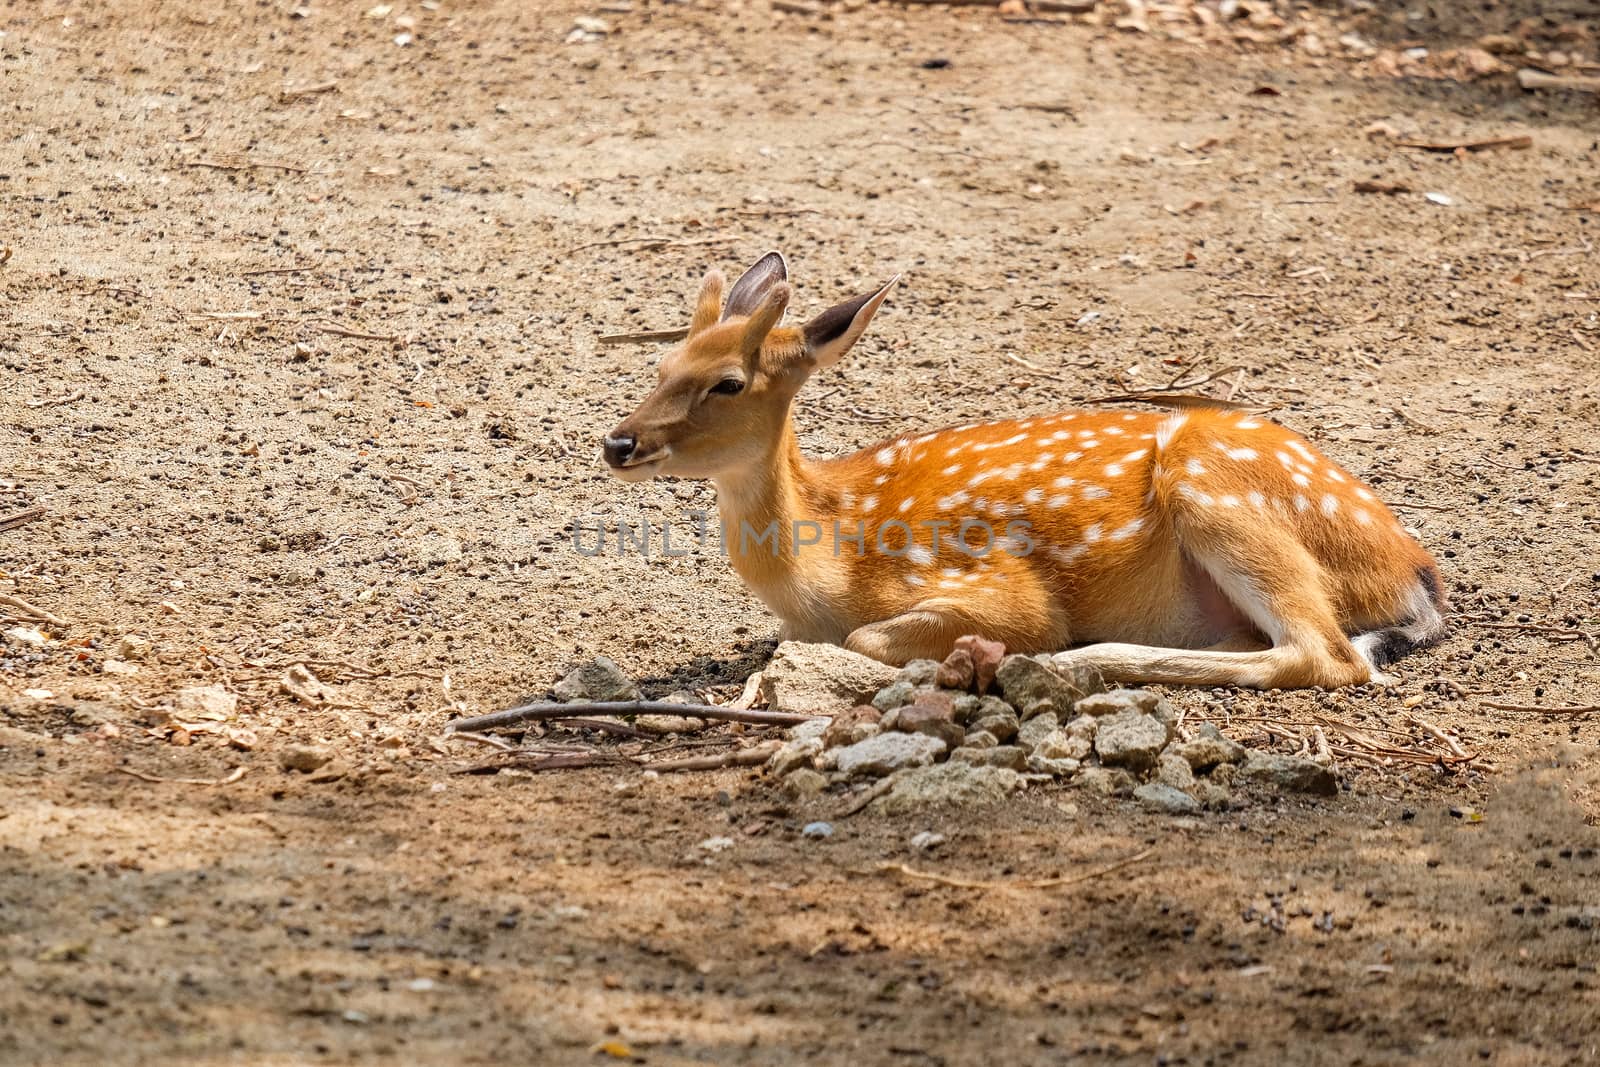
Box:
[3,1,1599,1064]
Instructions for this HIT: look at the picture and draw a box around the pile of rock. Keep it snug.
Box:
[762,639,1337,814]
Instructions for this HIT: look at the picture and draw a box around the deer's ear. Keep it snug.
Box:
[689,269,725,337]
[740,281,791,357]
[802,276,899,370]
[722,251,788,321]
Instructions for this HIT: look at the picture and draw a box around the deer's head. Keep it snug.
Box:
[602,252,897,483]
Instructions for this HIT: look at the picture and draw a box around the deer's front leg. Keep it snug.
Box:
[843,609,966,667]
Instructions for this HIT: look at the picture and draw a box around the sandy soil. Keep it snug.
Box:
[2,1,1598,1064]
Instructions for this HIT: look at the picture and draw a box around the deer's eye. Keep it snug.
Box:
[708,378,745,397]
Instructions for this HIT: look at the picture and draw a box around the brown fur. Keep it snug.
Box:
[604,255,1448,688]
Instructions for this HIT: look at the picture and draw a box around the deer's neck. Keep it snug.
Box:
[711,428,847,639]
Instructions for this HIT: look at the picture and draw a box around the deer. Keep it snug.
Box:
[601,252,1447,689]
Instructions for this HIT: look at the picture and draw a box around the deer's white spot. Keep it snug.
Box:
[875,447,896,466]
[1216,444,1259,461]
[1325,468,1346,483]
[1287,440,1317,463]
[1293,494,1310,512]
[1000,433,1026,447]
[1061,451,1083,463]
[1081,484,1110,500]
[1154,414,1187,450]
[840,492,856,510]
[899,496,916,513]
[1024,487,1044,505]
[941,568,963,579]
[873,474,888,486]
[1122,413,1138,421]
[1320,494,1339,517]
[1354,508,1372,525]
[1083,522,1103,543]
[941,463,962,476]
[1236,419,1262,429]
[861,495,878,511]
[1104,426,1125,436]
[1355,487,1374,502]
[1121,449,1148,464]
[1220,494,1241,508]
[905,573,926,587]
[1105,463,1125,478]
[1247,491,1266,509]
[1049,544,1087,565]
[1178,484,1214,507]
[1185,459,1207,477]
[1292,472,1311,487]
[907,546,933,565]
[1081,439,1100,449]
[1276,451,1295,469]
[1109,518,1145,541]
[1047,494,1071,508]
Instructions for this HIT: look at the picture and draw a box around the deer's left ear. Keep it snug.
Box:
[723,251,789,321]
[802,276,899,370]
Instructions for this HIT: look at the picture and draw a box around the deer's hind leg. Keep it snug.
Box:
[1052,507,1373,690]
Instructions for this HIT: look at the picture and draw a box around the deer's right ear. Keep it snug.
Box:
[802,275,899,370]
[689,269,725,337]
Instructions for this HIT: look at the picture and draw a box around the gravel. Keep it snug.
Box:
[1134,782,1200,815]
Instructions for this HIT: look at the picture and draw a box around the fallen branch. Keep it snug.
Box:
[445,700,815,734]
[567,235,739,255]
[597,327,690,345]
[119,766,248,786]
[0,506,46,534]
[836,777,896,818]
[647,741,781,773]
[0,592,66,628]
[183,158,307,174]
[1396,135,1532,153]
[280,80,338,100]
[1479,700,1599,715]
[240,262,321,277]
[1517,68,1600,93]
[873,847,1154,891]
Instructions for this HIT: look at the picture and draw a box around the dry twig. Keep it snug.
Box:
[0,506,46,534]
[873,847,1154,891]
[0,592,66,628]
[445,700,814,734]
[119,766,248,786]
[597,327,690,346]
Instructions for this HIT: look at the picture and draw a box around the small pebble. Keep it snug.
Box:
[910,831,946,852]
[802,821,834,840]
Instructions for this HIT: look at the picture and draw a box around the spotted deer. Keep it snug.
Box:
[602,252,1447,688]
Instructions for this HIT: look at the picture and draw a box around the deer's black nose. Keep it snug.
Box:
[602,433,638,467]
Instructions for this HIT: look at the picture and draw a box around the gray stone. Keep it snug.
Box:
[173,685,238,720]
[961,729,999,750]
[1134,782,1200,815]
[1077,766,1137,796]
[873,681,919,713]
[822,706,882,749]
[951,693,983,725]
[1172,734,1248,772]
[1065,715,1099,742]
[1155,752,1197,791]
[873,761,1024,815]
[1075,688,1161,718]
[768,736,823,777]
[760,641,898,716]
[1034,729,1092,762]
[896,659,942,688]
[780,768,829,800]
[1015,712,1061,752]
[801,821,834,840]
[830,731,948,778]
[280,744,335,773]
[1239,753,1338,796]
[909,831,947,852]
[788,718,830,743]
[1093,710,1170,773]
[1025,754,1082,777]
[995,655,1087,720]
[552,656,640,704]
[1191,779,1232,810]
[969,713,1018,745]
[1040,656,1108,702]
[952,745,1028,771]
